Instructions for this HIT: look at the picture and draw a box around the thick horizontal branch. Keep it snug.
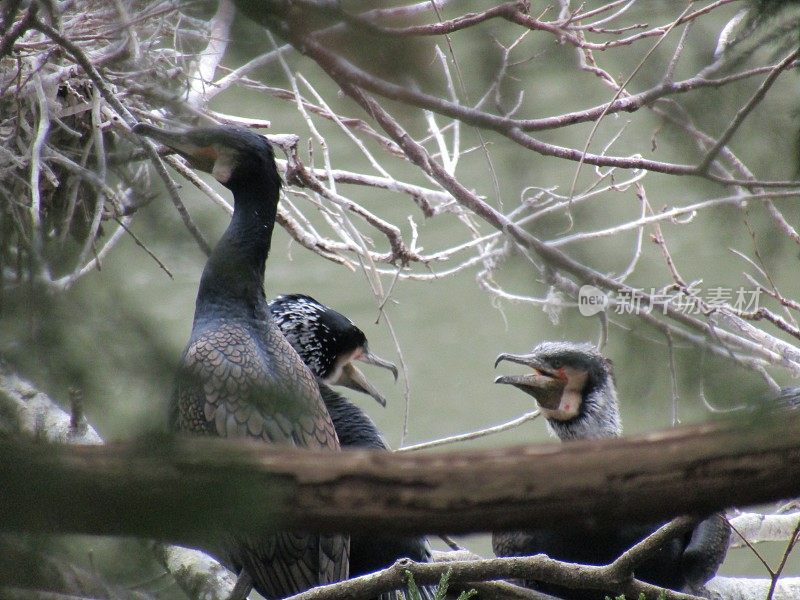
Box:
[6,368,789,600]
[2,412,800,545]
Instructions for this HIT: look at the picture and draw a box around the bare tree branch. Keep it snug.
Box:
[3,412,800,541]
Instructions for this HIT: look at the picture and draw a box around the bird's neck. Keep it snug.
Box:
[319,384,353,420]
[195,180,279,320]
[549,385,622,441]
[318,383,389,450]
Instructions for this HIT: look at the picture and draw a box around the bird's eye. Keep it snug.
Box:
[549,359,562,369]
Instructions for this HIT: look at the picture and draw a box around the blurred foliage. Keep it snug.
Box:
[405,568,477,600]
[0,535,156,599]
[234,0,438,87]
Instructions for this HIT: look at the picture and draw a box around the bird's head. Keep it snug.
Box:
[269,294,397,406]
[495,341,621,440]
[133,123,280,193]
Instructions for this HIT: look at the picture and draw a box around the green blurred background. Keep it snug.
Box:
[2,0,800,594]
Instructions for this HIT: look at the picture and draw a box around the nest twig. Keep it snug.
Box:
[0,0,209,290]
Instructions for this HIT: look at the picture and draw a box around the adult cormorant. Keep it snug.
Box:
[132,124,348,599]
[493,341,730,599]
[268,294,436,599]
[269,294,397,409]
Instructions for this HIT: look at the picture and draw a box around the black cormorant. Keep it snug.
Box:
[269,293,398,409]
[493,341,730,599]
[269,294,435,599]
[132,124,348,599]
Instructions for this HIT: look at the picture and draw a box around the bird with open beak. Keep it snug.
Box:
[268,293,397,407]
[492,341,730,598]
[495,341,621,440]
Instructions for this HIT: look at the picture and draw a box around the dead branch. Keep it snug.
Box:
[3,411,800,542]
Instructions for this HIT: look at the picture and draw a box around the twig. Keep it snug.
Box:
[567,4,694,202]
[279,547,704,600]
[29,69,50,279]
[0,3,36,59]
[767,516,800,600]
[184,0,235,109]
[112,217,173,280]
[50,215,134,290]
[729,512,800,548]
[309,64,800,377]
[29,17,213,256]
[697,48,800,173]
[609,516,698,581]
[398,410,541,453]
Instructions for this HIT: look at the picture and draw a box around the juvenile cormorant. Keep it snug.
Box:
[493,341,730,599]
[132,124,348,599]
[268,294,436,599]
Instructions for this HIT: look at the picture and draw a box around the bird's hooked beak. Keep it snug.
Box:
[133,123,219,175]
[494,352,566,410]
[332,348,397,407]
[358,348,399,381]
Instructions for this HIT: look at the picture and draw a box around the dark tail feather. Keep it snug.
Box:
[681,512,732,589]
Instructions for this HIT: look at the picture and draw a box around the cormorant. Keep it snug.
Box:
[269,293,397,410]
[132,124,348,599]
[268,294,436,599]
[493,341,731,599]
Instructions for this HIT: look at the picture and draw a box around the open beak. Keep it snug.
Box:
[132,123,218,173]
[334,362,389,407]
[494,352,565,410]
[358,348,398,382]
[494,352,554,374]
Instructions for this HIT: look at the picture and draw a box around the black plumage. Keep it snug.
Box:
[493,341,730,599]
[316,385,436,585]
[268,294,435,594]
[270,294,397,407]
[133,124,348,599]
